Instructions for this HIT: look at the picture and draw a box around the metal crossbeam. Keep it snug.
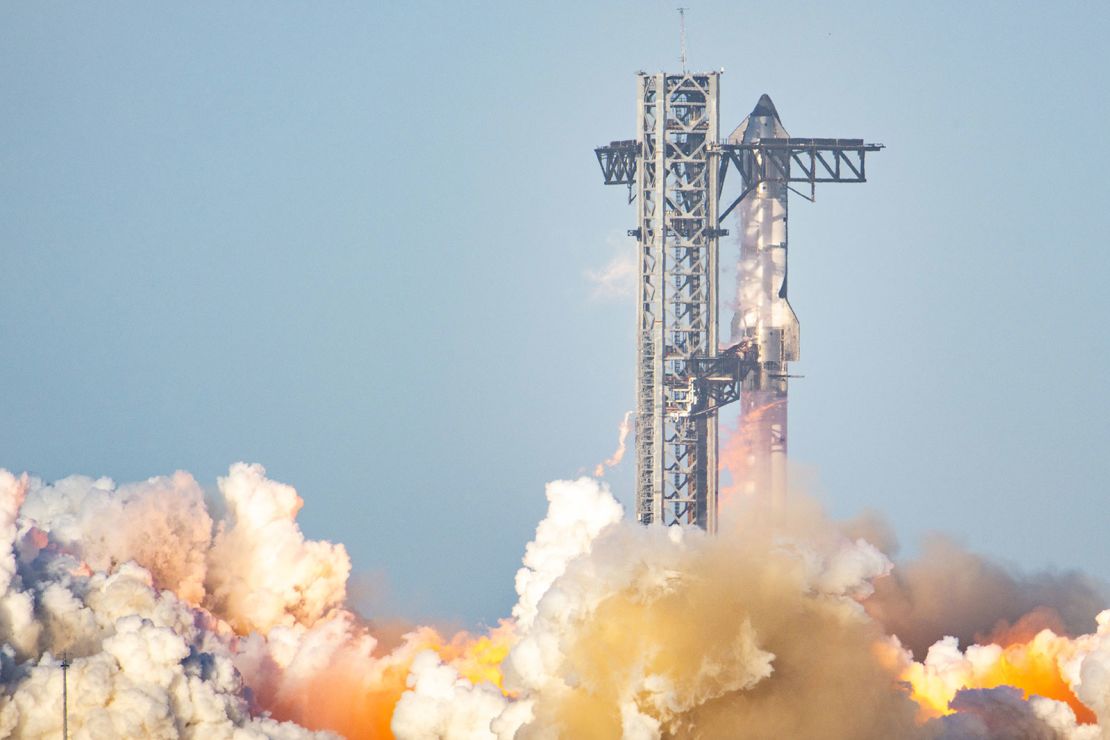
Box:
[595,140,638,201]
[687,341,760,410]
[718,138,883,220]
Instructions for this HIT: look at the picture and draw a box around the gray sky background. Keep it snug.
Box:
[2,1,1108,628]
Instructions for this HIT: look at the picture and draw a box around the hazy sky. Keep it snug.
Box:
[2,1,1108,627]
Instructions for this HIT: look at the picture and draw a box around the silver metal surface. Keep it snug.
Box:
[635,72,723,529]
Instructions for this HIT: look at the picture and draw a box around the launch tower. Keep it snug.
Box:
[596,73,880,531]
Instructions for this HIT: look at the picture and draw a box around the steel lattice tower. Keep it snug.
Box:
[635,72,721,529]
[597,73,881,531]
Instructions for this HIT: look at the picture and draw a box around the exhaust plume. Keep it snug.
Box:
[865,534,1105,658]
[0,461,1106,739]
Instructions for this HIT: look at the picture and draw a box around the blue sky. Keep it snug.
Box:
[2,1,1108,627]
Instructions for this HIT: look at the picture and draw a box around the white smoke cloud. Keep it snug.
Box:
[390,476,1110,740]
[2,463,1107,739]
[206,463,350,634]
[510,478,623,630]
[393,477,633,738]
[1064,611,1110,735]
[20,471,212,606]
[0,466,342,738]
[585,233,637,300]
[396,479,962,739]
[391,650,507,740]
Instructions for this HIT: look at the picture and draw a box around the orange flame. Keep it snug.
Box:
[901,624,1095,725]
[261,621,516,739]
[435,620,516,691]
[719,399,784,500]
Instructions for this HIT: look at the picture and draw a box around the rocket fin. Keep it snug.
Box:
[782,298,800,362]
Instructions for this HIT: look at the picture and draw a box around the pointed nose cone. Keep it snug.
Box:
[728,93,789,143]
[751,93,781,122]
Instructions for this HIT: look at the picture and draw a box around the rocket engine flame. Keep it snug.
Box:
[0,461,1106,739]
[902,626,1097,724]
[719,399,786,500]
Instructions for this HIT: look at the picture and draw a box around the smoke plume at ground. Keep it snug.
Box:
[0,464,503,739]
[865,533,1105,658]
[0,462,1107,739]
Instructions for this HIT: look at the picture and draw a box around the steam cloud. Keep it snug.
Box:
[0,462,1106,739]
[585,233,638,300]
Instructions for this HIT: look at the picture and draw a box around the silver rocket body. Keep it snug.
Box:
[728,95,797,513]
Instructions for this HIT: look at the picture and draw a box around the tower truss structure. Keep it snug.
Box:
[596,74,881,531]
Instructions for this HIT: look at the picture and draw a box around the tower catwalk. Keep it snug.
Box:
[596,74,881,531]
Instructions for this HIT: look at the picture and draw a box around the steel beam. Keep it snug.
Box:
[718,139,883,221]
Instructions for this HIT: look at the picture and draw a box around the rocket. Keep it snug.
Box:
[728,94,798,514]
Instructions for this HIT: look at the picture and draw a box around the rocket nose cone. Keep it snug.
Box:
[751,93,781,121]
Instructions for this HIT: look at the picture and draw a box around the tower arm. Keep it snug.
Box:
[717,138,883,221]
[686,341,761,411]
[595,140,638,201]
[666,341,761,418]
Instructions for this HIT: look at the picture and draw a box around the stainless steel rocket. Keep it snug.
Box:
[729,94,797,514]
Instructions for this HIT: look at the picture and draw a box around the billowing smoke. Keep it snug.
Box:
[865,534,1105,658]
[485,483,921,739]
[0,464,506,739]
[395,479,1110,739]
[0,465,337,738]
[0,462,1107,739]
[933,686,1097,740]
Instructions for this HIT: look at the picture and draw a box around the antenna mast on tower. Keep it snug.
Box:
[677,7,688,71]
[62,652,69,740]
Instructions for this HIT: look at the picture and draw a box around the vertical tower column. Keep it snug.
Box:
[634,72,720,529]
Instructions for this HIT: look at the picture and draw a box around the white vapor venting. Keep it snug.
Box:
[585,233,638,300]
[593,411,633,478]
